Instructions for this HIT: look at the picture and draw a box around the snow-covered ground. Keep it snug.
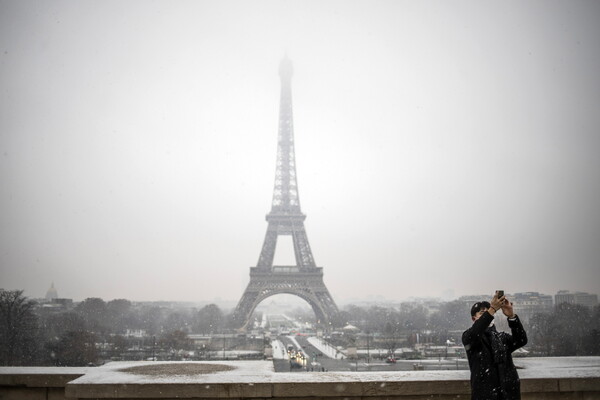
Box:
[515,356,600,370]
[271,340,288,360]
[55,357,600,385]
[2,357,599,388]
[307,337,346,359]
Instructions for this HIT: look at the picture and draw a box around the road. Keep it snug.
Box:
[273,335,351,372]
[265,314,469,372]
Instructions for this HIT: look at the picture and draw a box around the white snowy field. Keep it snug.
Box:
[1,357,599,386]
[270,340,288,360]
[307,337,347,359]
[13,357,593,385]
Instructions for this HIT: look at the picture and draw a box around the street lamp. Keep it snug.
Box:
[366,331,370,364]
[152,336,156,361]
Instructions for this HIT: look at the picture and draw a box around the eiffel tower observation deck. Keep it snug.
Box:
[232,57,339,330]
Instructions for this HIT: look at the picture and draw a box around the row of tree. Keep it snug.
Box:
[0,290,227,366]
[0,290,39,365]
[60,297,226,335]
[529,302,600,356]
[337,301,600,357]
[338,301,471,337]
[1,289,599,366]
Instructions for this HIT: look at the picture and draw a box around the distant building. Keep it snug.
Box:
[35,296,74,314]
[52,298,73,307]
[188,334,212,347]
[399,299,442,316]
[511,292,553,323]
[457,295,489,311]
[555,290,598,308]
[126,329,148,338]
[458,293,553,323]
[45,282,58,300]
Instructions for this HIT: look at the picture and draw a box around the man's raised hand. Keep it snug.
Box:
[490,292,504,311]
[501,297,515,318]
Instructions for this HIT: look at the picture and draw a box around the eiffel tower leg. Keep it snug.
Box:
[257,226,277,268]
[315,290,339,325]
[292,228,316,268]
[231,286,260,330]
[306,298,329,326]
[310,283,339,324]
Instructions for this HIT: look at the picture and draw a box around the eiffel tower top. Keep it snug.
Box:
[269,56,303,218]
[279,54,293,80]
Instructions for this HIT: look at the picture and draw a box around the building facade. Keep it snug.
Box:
[555,290,598,308]
[511,292,553,323]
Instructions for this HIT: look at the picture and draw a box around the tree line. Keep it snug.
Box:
[1,289,599,366]
[0,290,226,366]
[528,302,600,356]
[335,301,600,357]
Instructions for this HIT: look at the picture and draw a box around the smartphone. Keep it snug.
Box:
[497,290,504,298]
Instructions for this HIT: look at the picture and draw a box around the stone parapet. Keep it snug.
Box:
[0,358,598,400]
[0,366,89,400]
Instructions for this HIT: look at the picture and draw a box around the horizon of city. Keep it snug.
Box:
[15,283,599,311]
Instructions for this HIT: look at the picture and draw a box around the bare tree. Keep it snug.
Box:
[194,304,223,334]
[0,290,39,365]
[47,330,98,366]
[75,297,108,333]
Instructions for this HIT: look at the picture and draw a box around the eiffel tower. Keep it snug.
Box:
[232,57,338,330]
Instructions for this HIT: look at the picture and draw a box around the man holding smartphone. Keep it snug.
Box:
[462,291,528,400]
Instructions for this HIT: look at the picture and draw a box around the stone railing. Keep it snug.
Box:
[0,366,89,400]
[1,357,599,399]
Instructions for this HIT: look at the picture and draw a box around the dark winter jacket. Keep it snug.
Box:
[462,312,527,400]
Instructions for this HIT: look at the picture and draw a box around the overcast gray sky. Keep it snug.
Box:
[1,0,599,304]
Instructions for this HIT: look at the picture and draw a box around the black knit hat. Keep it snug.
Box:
[470,301,491,316]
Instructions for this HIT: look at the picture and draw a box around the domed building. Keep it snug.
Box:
[45,282,58,300]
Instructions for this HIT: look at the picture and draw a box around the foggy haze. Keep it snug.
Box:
[1,1,599,303]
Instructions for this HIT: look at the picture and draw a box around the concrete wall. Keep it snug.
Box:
[66,378,600,399]
[1,360,599,400]
[0,367,87,400]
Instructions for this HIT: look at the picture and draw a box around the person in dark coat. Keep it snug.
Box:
[462,292,528,400]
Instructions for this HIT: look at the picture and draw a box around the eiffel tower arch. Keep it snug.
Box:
[232,57,338,330]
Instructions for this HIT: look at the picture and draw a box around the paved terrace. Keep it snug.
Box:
[1,357,599,399]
